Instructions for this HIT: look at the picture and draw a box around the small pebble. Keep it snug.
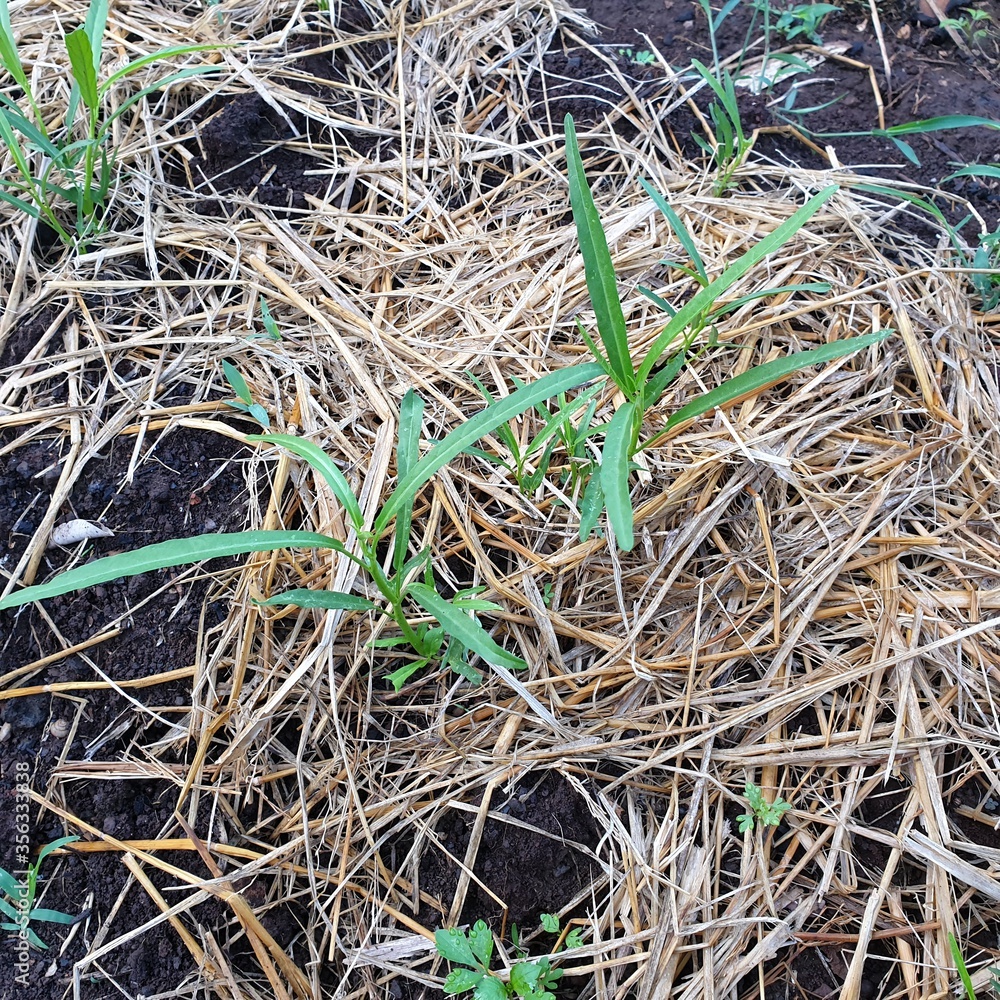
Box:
[676,7,695,21]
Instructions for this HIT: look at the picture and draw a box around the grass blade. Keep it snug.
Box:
[565,114,636,397]
[643,330,890,449]
[374,363,604,536]
[409,583,526,671]
[640,179,708,284]
[27,908,78,925]
[100,44,222,91]
[636,186,837,382]
[64,29,98,114]
[0,531,345,610]
[394,389,423,575]
[601,402,637,551]
[249,434,365,533]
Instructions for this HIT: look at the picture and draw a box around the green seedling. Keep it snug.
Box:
[436,918,574,1000]
[258,297,283,341]
[769,2,841,45]
[940,8,993,45]
[618,47,657,66]
[0,369,602,690]
[736,781,791,834]
[689,60,755,195]
[0,0,221,246]
[947,932,1000,999]
[221,359,270,429]
[0,836,80,949]
[564,113,889,550]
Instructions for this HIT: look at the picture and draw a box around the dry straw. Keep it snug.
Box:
[1,1,999,998]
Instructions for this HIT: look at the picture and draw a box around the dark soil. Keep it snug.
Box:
[3,2,1000,999]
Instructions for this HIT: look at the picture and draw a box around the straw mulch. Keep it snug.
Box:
[2,1,1000,998]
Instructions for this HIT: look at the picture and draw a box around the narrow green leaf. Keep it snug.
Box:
[0,868,21,897]
[35,836,80,866]
[253,589,379,612]
[881,115,1000,137]
[636,186,838,382]
[948,933,977,1000]
[374,364,604,536]
[64,29,98,113]
[27,907,77,925]
[221,359,252,404]
[640,179,708,284]
[944,164,1000,183]
[100,43,223,92]
[436,927,477,967]
[98,66,225,135]
[565,115,636,396]
[644,330,890,446]
[711,282,832,319]
[394,389,423,575]
[0,1,31,101]
[249,434,365,533]
[83,0,109,71]
[409,583,526,671]
[0,531,344,610]
[601,402,637,551]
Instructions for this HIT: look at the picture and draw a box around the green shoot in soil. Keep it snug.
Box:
[564,113,890,550]
[0,836,80,949]
[436,918,574,1000]
[0,0,220,246]
[737,782,790,834]
[221,359,270,429]
[0,370,601,689]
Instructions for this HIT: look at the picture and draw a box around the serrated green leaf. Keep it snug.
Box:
[0,531,345,610]
[444,968,486,994]
[468,920,494,969]
[253,588,379,612]
[436,927,477,967]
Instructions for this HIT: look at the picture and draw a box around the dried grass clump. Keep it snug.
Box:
[2,2,1000,999]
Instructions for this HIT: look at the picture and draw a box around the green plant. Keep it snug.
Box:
[221,359,270,429]
[940,8,993,44]
[767,2,841,45]
[564,114,889,550]
[258,297,284,341]
[618,47,657,66]
[0,836,80,949]
[689,59,755,195]
[0,370,601,690]
[0,0,220,246]
[736,782,791,833]
[436,918,577,1000]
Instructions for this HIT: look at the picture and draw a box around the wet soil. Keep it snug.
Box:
[3,1,1000,998]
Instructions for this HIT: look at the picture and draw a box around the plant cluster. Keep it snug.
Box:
[0,0,218,247]
[0,836,80,949]
[736,782,791,833]
[436,915,581,1000]
[0,115,886,691]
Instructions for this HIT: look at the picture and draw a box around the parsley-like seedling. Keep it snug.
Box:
[435,919,567,1000]
[736,781,791,834]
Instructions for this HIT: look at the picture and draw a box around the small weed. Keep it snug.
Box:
[436,916,581,1000]
[940,8,993,45]
[948,932,1000,999]
[258,297,284,341]
[769,2,841,45]
[618,47,657,66]
[736,781,791,833]
[0,836,81,949]
[0,0,221,247]
[221,359,270,430]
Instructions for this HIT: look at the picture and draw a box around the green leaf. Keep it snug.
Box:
[444,969,486,995]
[539,913,560,934]
[0,531,345,610]
[221,359,253,404]
[253,588,379,612]
[374,363,604,536]
[644,330,891,448]
[565,115,636,397]
[640,179,708,284]
[565,928,584,949]
[473,976,508,1000]
[100,43,223,93]
[408,584,526,671]
[249,434,365,533]
[436,927,477,968]
[64,29,98,114]
[636,186,838,382]
[27,907,77,925]
[601,401,637,551]
[737,813,754,834]
[394,389,423,575]
[0,2,31,103]
[880,115,1000,138]
[944,164,1000,183]
[468,920,494,969]
[510,962,542,996]
[0,868,22,898]
[578,471,605,543]
[35,836,80,866]
[949,932,977,1000]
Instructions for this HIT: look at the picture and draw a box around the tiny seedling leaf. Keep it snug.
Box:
[443,969,486,995]
[539,913,560,934]
[221,359,253,404]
